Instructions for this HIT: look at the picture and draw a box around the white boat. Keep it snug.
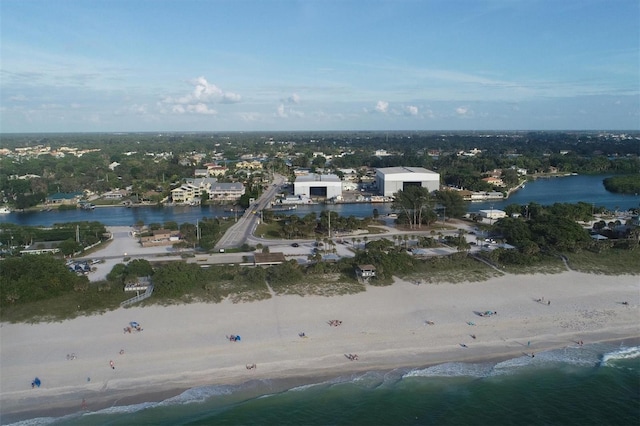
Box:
[0,206,11,214]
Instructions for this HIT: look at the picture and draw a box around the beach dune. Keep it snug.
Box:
[1,271,638,422]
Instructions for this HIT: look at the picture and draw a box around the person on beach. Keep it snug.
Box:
[109,360,115,369]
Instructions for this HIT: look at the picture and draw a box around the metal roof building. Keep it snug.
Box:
[375,167,440,197]
[294,173,342,200]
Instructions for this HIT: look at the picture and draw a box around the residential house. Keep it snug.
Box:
[205,163,228,176]
[20,241,62,255]
[235,160,263,170]
[482,177,505,187]
[139,229,181,247]
[46,192,83,205]
[102,189,128,200]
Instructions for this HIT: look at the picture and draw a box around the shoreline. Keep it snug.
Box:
[1,271,638,423]
[3,334,638,424]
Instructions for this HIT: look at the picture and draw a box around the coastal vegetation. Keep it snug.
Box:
[1,130,639,323]
[2,220,638,323]
[1,131,638,210]
[603,175,640,194]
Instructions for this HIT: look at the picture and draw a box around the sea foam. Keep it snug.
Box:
[600,345,640,366]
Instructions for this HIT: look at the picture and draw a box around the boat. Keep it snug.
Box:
[0,206,11,214]
[268,205,297,211]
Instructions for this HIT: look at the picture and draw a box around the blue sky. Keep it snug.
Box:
[1,0,638,132]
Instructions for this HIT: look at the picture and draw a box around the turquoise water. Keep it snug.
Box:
[11,343,639,426]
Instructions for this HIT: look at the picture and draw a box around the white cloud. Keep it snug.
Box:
[162,76,239,115]
[404,105,419,116]
[287,93,301,104]
[188,103,217,115]
[275,103,304,119]
[456,106,471,116]
[375,100,389,113]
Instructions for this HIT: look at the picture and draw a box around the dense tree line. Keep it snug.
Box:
[0,255,89,305]
[603,175,640,194]
[0,222,107,253]
[2,132,638,210]
[493,203,596,252]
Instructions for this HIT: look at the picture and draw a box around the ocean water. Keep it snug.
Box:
[9,342,639,426]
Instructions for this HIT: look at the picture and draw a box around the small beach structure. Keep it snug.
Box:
[355,264,376,282]
[253,252,286,267]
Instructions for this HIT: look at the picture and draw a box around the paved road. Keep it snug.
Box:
[214,173,287,250]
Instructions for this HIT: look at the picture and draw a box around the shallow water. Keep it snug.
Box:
[10,342,639,426]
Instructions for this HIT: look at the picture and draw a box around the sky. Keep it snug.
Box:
[1,0,639,133]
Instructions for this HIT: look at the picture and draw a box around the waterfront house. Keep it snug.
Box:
[46,192,83,205]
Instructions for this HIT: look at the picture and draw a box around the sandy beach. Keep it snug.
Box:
[1,268,638,423]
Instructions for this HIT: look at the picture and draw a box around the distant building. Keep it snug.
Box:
[20,241,62,255]
[375,167,440,197]
[102,189,128,200]
[171,177,245,203]
[235,160,263,170]
[478,209,506,220]
[46,192,83,205]
[139,229,181,247]
[482,177,505,187]
[205,163,228,176]
[294,174,342,200]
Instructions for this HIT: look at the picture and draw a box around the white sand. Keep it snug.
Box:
[1,270,638,420]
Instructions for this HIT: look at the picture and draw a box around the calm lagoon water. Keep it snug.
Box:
[1,174,637,227]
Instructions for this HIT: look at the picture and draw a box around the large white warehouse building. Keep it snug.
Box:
[375,167,440,197]
[294,174,342,199]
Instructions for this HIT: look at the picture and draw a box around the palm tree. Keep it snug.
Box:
[363,236,369,249]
